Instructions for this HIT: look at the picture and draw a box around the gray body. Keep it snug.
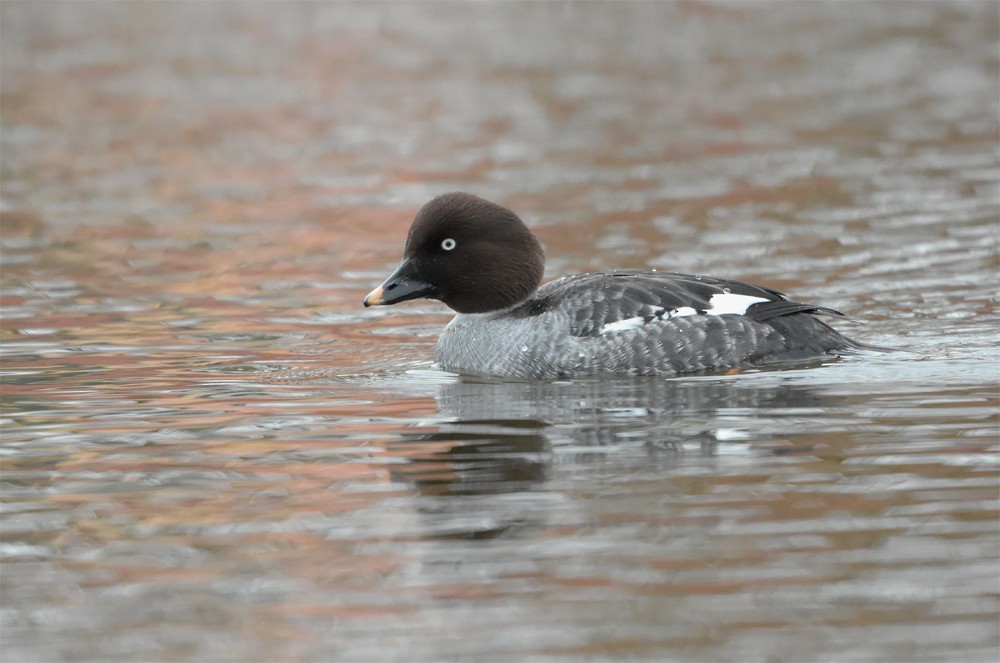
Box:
[435,272,854,380]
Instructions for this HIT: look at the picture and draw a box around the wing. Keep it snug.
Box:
[521,270,844,338]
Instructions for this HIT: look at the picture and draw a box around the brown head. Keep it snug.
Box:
[364,193,545,314]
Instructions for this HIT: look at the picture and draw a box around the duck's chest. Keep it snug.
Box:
[434,312,583,379]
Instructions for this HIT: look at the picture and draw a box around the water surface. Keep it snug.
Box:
[2,3,998,662]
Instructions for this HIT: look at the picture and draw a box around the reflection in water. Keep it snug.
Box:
[434,371,834,438]
[394,377,758,494]
[389,432,550,540]
[391,431,549,497]
[384,372,856,541]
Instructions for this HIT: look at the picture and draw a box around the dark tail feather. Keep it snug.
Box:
[746,300,846,323]
[758,307,899,354]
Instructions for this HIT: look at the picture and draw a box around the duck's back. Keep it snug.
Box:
[435,270,858,379]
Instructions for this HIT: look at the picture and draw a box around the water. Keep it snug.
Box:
[2,2,998,661]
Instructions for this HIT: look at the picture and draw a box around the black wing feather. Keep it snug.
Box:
[745,300,845,323]
[523,270,834,338]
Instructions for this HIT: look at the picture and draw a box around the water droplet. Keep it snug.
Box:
[520,345,528,352]
[722,287,731,294]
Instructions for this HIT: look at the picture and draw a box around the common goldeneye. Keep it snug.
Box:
[364,192,864,379]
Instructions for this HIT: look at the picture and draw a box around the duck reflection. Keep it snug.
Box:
[386,371,833,500]
[387,430,549,498]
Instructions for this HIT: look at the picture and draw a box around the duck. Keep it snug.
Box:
[363,192,865,380]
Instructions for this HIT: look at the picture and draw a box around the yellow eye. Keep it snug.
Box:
[441,238,456,251]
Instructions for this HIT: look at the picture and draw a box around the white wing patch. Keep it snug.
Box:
[599,316,647,334]
[598,295,769,335]
[599,305,700,335]
[707,293,769,315]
